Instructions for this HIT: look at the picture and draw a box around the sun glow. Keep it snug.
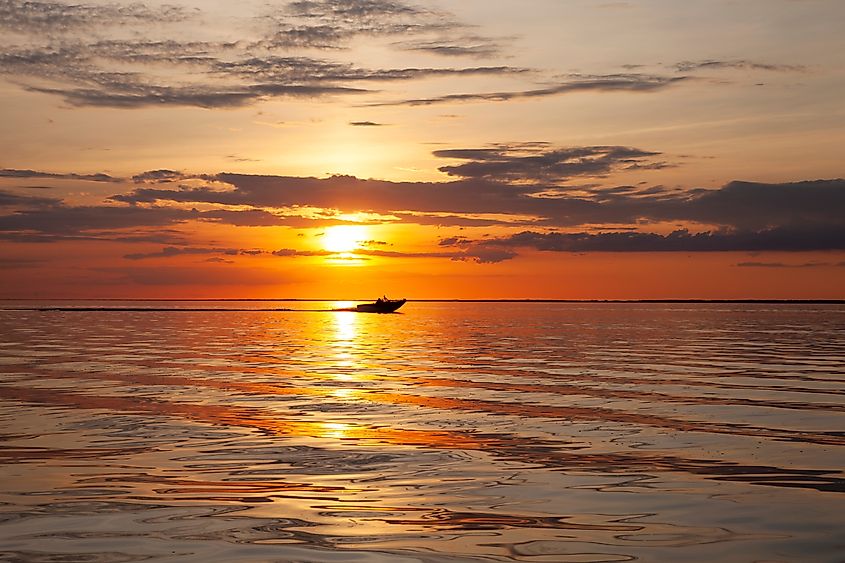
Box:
[321,225,369,253]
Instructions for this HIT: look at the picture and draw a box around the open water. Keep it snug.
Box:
[0,301,843,562]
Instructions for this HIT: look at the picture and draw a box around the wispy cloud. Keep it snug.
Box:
[124,246,264,261]
[0,168,120,182]
[131,170,187,183]
[392,36,504,58]
[735,261,845,268]
[0,0,522,109]
[109,156,845,232]
[260,0,502,56]
[4,148,844,255]
[469,225,845,255]
[367,74,687,107]
[25,83,370,109]
[673,59,807,73]
[0,0,194,34]
[0,189,61,208]
[434,144,668,182]
[122,244,514,265]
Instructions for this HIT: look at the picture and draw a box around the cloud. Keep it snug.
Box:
[438,236,471,247]
[735,261,845,268]
[131,170,187,183]
[349,121,385,126]
[200,209,289,227]
[367,74,687,107]
[0,199,371,241]
[0,1,522,109]
[213,56,522,82]
[392,36,504,58]
[123,244,512,264]
[25,83,369,109]
[4,153,844,255]
[110,161,845,232]
[0,168,120,182]
[2,41,521,108]
[673,60,807,73]
[0,205,198,237]
[122,246,275,260]
[474,225,845,253]
[0,189,61,208]
[661,179,845,231]
[393,212,521,227]
[261,0,489,52]
[124,247,241,260]
[354,248,455,259]
[434,144,665,182]
[0,0,193,34]
[451,247,517,264]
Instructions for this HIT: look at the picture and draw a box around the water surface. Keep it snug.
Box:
[0,302,843,561]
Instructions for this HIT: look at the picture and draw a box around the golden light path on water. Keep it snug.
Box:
[0,301,843,562]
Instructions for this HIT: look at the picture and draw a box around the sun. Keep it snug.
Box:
[321,225,369,253]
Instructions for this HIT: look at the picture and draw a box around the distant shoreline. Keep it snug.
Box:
[2,298,843,304]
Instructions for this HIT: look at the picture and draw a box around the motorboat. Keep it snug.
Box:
[354,297,406,313]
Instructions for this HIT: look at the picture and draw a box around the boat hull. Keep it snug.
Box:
[355,299,406,313]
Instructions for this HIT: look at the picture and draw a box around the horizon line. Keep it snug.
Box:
[1,298,843,304]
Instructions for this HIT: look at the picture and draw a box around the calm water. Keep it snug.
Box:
[0,302,843,562]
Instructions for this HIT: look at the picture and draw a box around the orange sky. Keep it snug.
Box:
[1,0,844,299]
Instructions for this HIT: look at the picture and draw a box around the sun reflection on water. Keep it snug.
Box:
[320,421,353,440]
[332,309,358,341]
[330,308,363,380]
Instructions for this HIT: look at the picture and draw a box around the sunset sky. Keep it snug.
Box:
[1,0,843,299]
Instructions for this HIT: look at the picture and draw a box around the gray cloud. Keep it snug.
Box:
[659,179,845,231]
[434,144,665,182]
[349,121,385,126]
[451,247,517,264]
[0,205,198,236]
[0,0,193,34]
[0,168,120,182]
[124,247,238,261]
[392,212,520,227]
[213,56,522,82]
[124,246,270,260]
[392,35,504,58]
[262,0,468,51]
[110,162,845,233]
[0,0,523,109]
[121,244,511,264]
[4,145,843,255]
[131,169,187,183]
[0,189,61,208]
[25,83,369,109]
[673,60,807,73]
[438,236,471,247]
[473,225,845,254]
[735,261,845,268]
[1,40,521,108]
[367,74,687,107]
[0,200,370,241]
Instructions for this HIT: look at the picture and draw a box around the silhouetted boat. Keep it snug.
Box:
[355,297,406,313]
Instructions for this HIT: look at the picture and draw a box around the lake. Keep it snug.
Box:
[0,301,843,562]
